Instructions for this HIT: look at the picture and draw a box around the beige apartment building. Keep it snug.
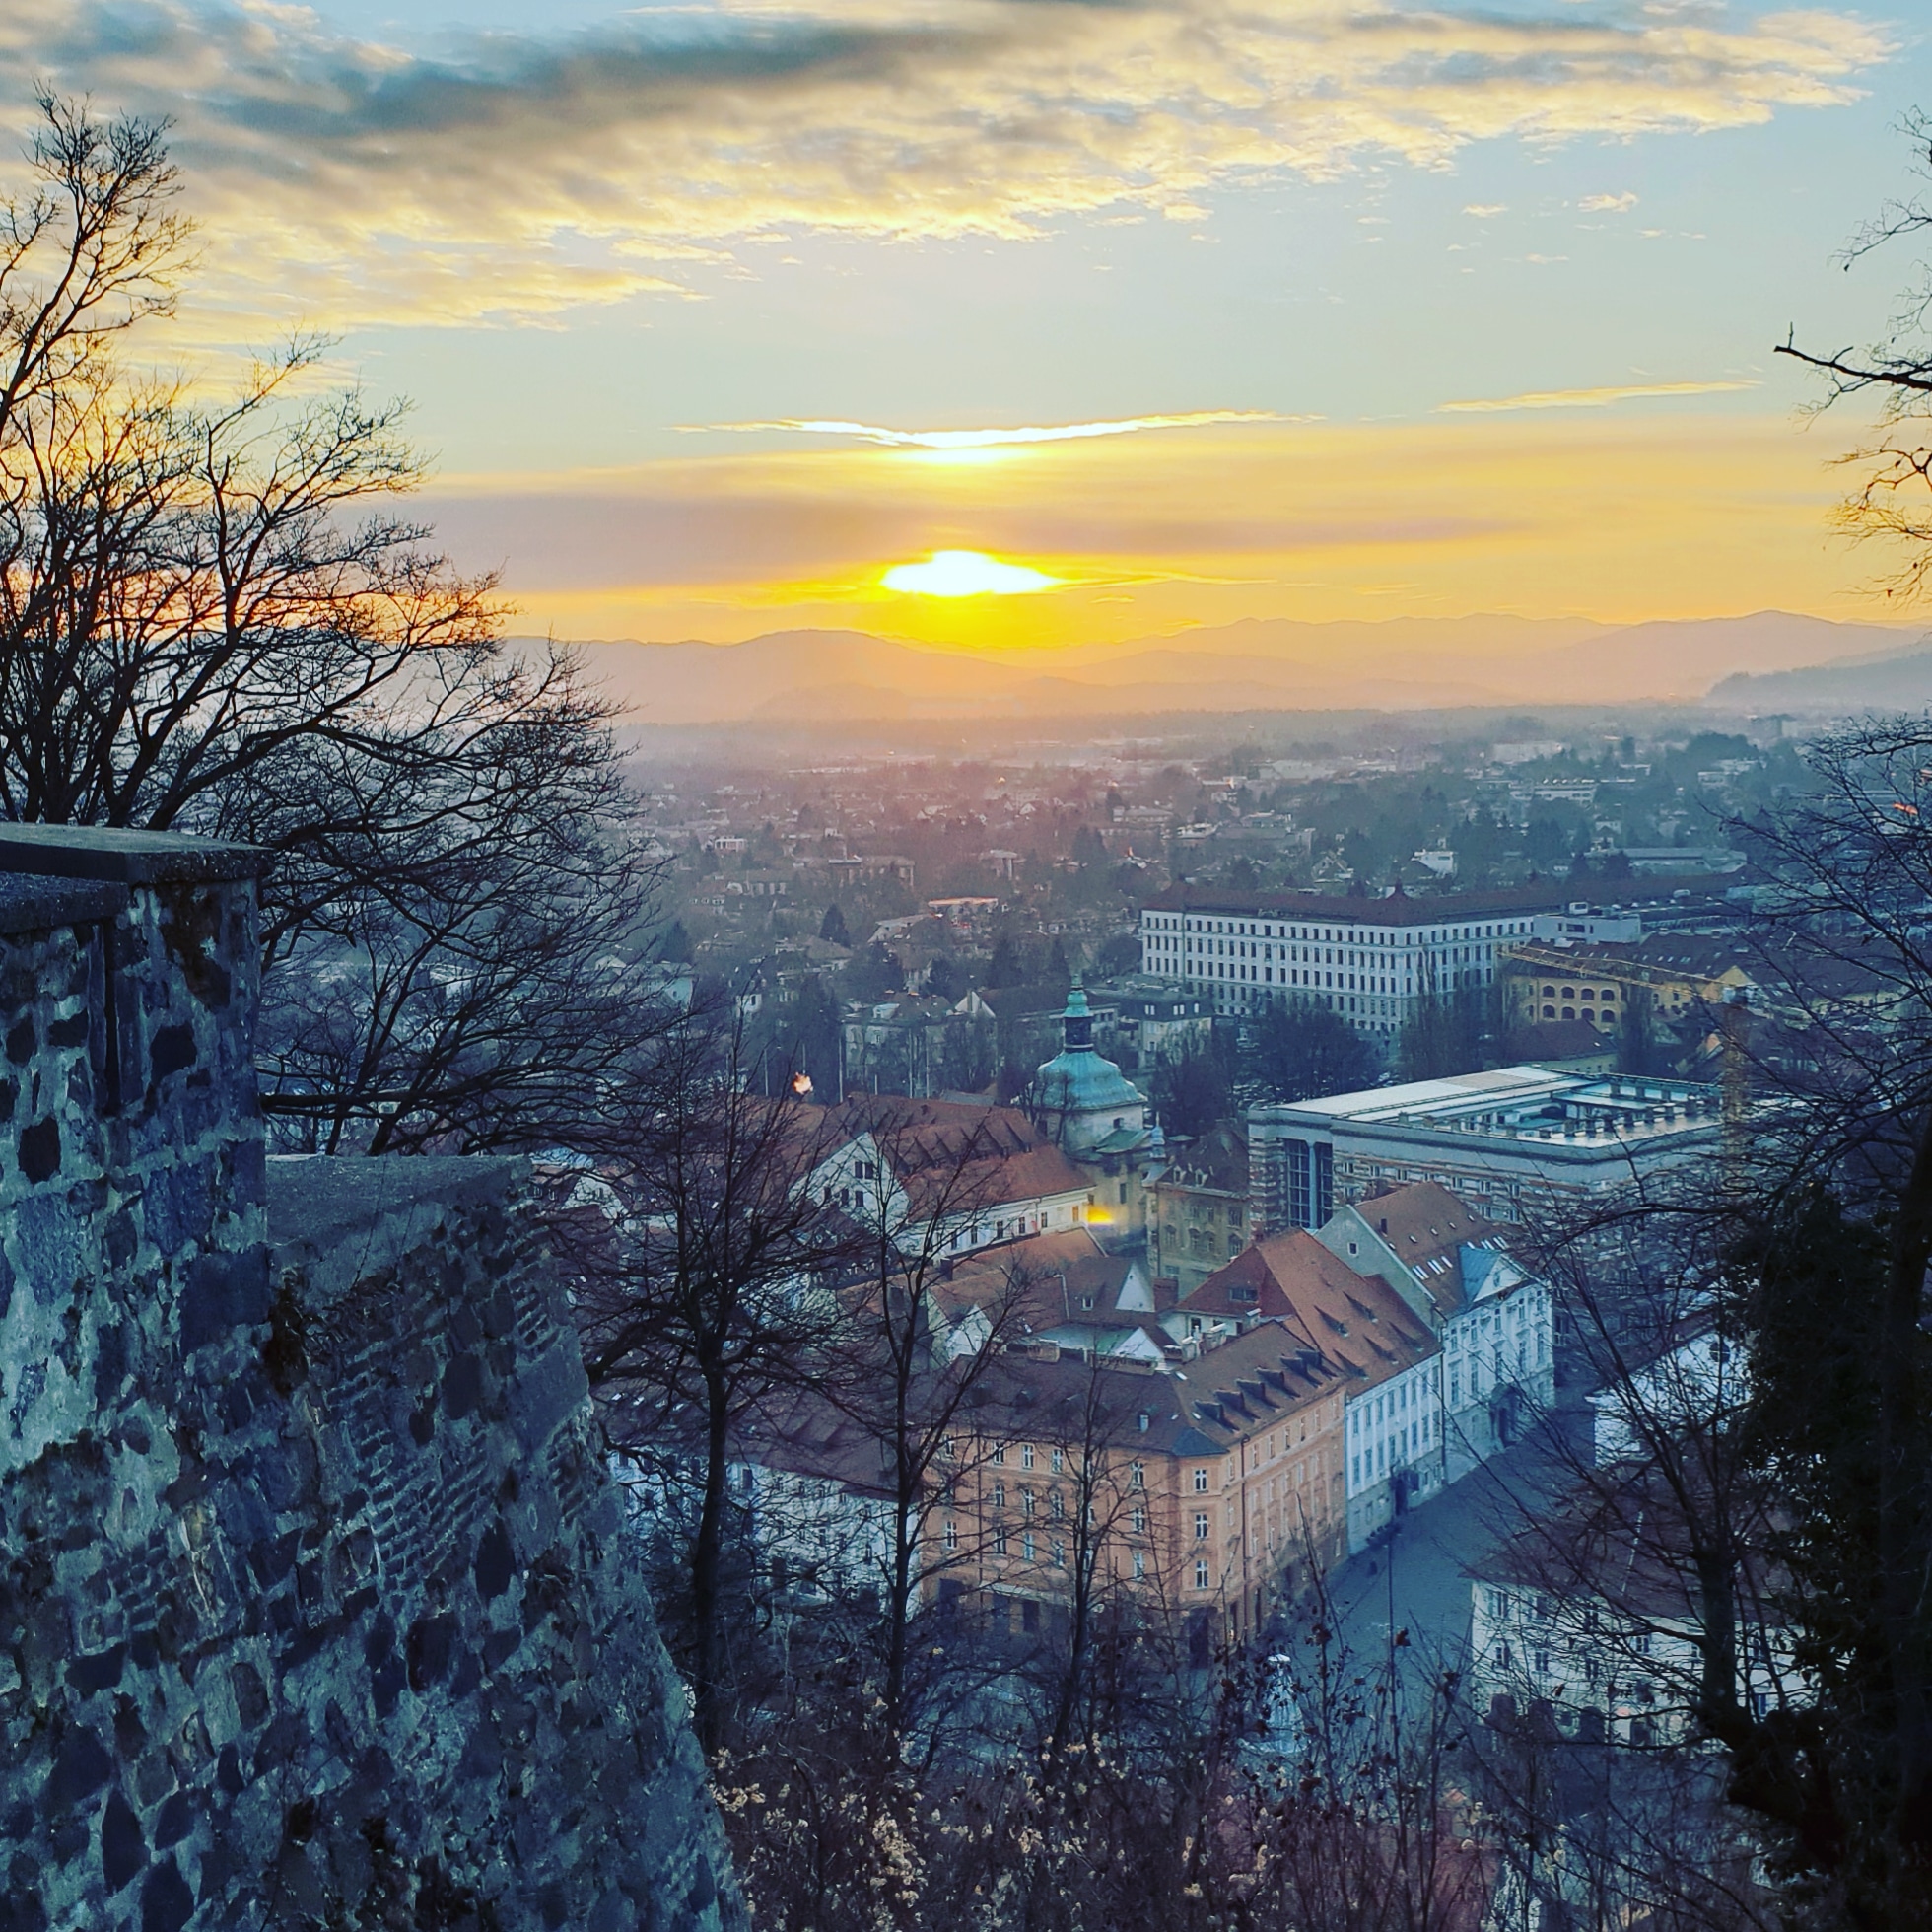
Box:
[928,1322,1350,1648]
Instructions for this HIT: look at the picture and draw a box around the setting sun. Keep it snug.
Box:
[881,550,1063,597]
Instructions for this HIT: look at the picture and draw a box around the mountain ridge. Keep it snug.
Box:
[550,610,1914,724]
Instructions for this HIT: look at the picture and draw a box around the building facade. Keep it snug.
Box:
[1145,1122,1249,1297]
[1317,1182,1556,1484]
[1086,973,1214,1075]
[1250,1067,1727,1229]
[928,1324,1353,1647]
[1169,1232,1445,1554]
[1139,884,1551,1036]
[804,1095,1098,1258]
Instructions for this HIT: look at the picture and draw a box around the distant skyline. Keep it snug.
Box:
[12,1,1932,654]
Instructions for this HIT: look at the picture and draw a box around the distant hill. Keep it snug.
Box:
[550,610,1914,724]
[1707,635,1932,714]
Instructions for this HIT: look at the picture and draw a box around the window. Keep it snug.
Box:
[1132,1505,1146,1534]
[939,1436,955,1462]
[943,1520,958,1552]
[1023,1533,1036,1562]
[1194,1511,1209,1541]
[1022,1490,1035,1517]
[1051,1447,1064,1474]
[1133,1550,1146,1581]
[1050,1490,1065,1520]
[991,1445,1006,1465]
[992,1482,1005,1508]
[1487,1589,1509,1621]
[1194,1468,1209,1493]
[1130,1461,1145,1489]
[1051,1539,1066,1567]
[995,1529,1008,1555]
[1195,1560,1210,1590]
[1021,1444,1035,1470]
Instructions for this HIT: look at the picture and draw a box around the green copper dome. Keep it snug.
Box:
[1029,978,1144,1120]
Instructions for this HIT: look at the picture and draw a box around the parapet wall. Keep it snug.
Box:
[0,828,741,1932]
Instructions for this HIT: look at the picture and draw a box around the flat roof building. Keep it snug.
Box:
[1249,1066,1726,1229]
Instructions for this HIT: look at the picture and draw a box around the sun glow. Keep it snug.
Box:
[881,550,1063,597]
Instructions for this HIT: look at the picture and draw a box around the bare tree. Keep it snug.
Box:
[823,1100,1032,1739]
[570,1016,856,1749]
[0,96,663,1152]
[1776,111,1932,603]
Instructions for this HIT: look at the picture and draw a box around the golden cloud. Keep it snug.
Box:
[0,0,1895,330]
[689,411,1299,448]
[1438,380,1762,412]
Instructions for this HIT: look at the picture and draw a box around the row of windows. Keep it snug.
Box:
[1143,914,1532,945]
[964,1527,1162,1582]
[1350,1414,1436,1487]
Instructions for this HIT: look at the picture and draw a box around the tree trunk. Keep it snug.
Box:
[691,1367,731,1754]
[1877,1107,1932,1912]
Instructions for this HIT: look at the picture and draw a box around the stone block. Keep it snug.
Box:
[0,833,743,1932]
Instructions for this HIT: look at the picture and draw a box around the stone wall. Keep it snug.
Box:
[0,826,742,1932]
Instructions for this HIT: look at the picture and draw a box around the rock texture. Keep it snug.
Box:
[0,830,742,1931]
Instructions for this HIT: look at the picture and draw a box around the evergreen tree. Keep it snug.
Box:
[819,902,851,946]
[1246,1000,1378,1103]
[1150,1043,1234,1138]
[925,954,966,1001]
[987,933,1027,988]
[1617,984,1658,1075]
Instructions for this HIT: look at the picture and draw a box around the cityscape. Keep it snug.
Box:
[0,8,1931,1932]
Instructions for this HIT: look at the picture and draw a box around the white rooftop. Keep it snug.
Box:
[1255,1066,1723,1150]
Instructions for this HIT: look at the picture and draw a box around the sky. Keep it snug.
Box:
[9,0,1931,656]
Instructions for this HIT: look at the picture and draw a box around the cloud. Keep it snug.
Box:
[689,411,1297,448]
[1578,191,1640,211]
[1437,379,1761,413]
[0,0,1893,329]
[1462,203,1509,217]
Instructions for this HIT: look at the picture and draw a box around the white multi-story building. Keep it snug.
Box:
[1138,882,1740,1042]
[1317,1181,1556,1484]
[1343,1351,1444,1552]
[1138,884,1565,1038]
[1468,1514,1798,1747]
